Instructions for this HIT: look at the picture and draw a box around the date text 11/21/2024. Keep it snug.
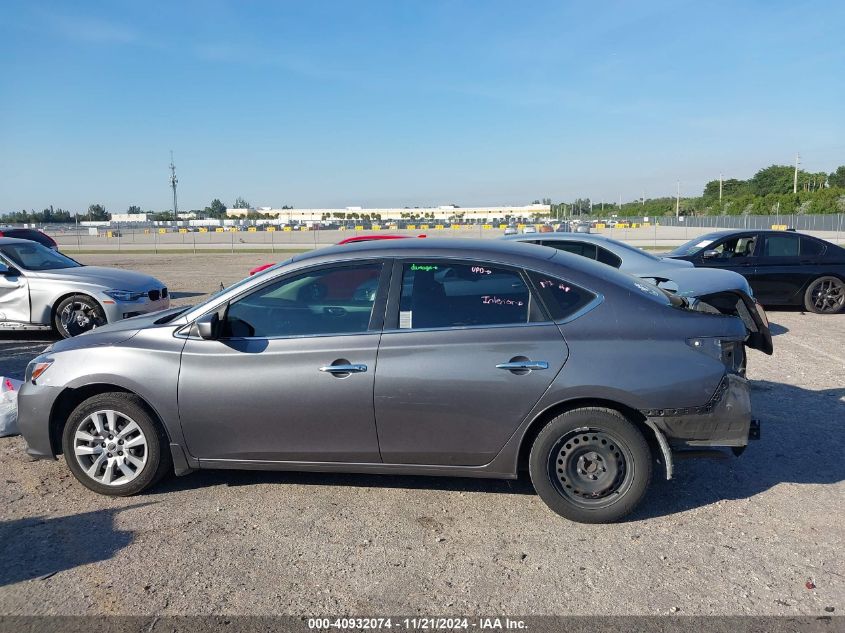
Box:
[307,617,527,630]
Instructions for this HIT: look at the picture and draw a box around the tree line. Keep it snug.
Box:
[4,164,845,224]
[554,164,845,218]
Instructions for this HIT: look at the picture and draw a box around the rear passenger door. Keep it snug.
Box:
[373,259,571,466]
[750,233,823,304]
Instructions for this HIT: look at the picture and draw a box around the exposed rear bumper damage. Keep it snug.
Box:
[644,373,753,448]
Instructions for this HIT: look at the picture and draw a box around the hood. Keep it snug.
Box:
[32,266,164,291]
[48,306,187,354]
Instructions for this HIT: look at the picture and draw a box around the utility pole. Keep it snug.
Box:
[793,153,800,194]
[169,151,178,221]
[719,173,723,203]
[676,181,681,219]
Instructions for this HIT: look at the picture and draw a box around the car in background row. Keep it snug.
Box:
[248,234,427,275]
[505,233,772,355]
[20,238,762,523]
[666,230,845,314]
[0,237,169,337]
[0,227,58,250]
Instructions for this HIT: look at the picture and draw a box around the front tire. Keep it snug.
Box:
[803,276,845,314]
[53,294,107,338]
[61,393,172,496]
[529,407,652,523]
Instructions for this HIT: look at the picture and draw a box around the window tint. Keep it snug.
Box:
[709,235,757,259]
[764,234,800,257]
[399,262,531,329]
[0,243,79,270]
[223,263,382,338]
[9,229,53,247]
[595,246,623,268]
[527,271,597,321]
[544,241,595,259]
[799,236,825,257]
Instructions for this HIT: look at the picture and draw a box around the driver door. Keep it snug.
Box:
[696,233,759,273]
[0,258,29,323]
[178,260,390,463]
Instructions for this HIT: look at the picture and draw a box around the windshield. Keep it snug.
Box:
[0,242,81,270]
[667,233,728,257]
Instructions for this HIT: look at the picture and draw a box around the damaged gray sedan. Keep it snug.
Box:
[17,239,770,523]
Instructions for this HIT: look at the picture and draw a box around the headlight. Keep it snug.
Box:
[104,289,146,302]
[25,356,53,384]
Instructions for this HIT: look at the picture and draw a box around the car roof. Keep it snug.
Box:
[293,237,558,264]
[0,236,39,245]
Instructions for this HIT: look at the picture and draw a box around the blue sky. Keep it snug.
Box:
[1,0,844,213]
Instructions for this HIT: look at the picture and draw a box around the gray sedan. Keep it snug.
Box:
[18,239,766,523]
[0,237,169,338]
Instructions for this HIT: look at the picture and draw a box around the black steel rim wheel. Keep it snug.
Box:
[809,277,845,313]
[547,427,635,508]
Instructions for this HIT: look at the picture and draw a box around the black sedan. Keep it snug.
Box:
[666,230,845,314]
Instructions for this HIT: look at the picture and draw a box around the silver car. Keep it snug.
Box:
[18,238,769,523]
[506,232,772,355]
[0,237,169,338]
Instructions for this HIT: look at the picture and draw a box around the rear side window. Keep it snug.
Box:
[399,262,535,329]
[799,236,825,257]
[543,241,596,259]
[595,246,623,268]
[764,234,800,257]
[527,271,597,321]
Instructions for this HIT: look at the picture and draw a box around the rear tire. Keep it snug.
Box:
[61,392,172,496]
[529,407,652,523]
[803,276,845,314]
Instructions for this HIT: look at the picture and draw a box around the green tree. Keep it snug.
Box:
[232,197,251,209]
[87,204,109,221]
[828,166,845,188]
[203,199,227,218]
[127,205,142,214]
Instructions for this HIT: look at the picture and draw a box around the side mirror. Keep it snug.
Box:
[196,312,220,340]
[702,249,719,259]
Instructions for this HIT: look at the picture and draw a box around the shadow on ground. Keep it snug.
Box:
[0,504,149,586]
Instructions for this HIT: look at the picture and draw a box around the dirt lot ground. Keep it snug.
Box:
[0,253,843,616]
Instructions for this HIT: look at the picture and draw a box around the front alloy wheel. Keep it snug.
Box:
[72,410,148,487]
[62,393,172,496]
[529,407,652,523]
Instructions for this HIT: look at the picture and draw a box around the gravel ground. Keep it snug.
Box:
[0,253,843,616]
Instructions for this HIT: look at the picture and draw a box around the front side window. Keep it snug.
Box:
[709,235,757,259]
[223,262,383,338]
[398,261,532,329]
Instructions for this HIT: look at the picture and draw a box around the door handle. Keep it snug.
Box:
[319,364,367,374]
[496,360,549,371]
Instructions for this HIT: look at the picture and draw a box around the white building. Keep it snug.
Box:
[226,204,551,222]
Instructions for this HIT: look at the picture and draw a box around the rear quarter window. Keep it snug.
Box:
[527,271,598,320]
